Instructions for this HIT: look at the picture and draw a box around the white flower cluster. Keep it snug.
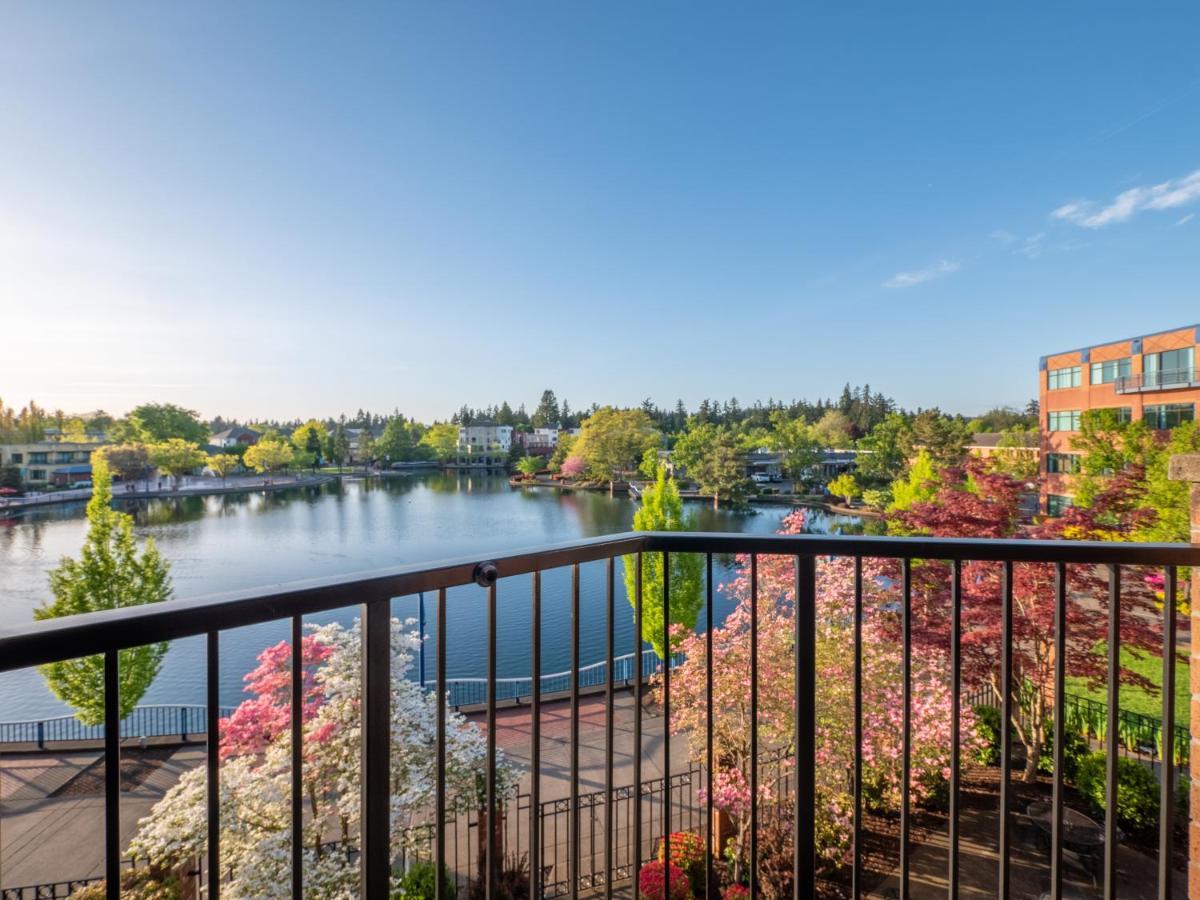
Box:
[130,618,516,897]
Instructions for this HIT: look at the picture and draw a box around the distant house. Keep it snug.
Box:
[967,431,1040,464]
[456,420,513,467]
[515,427,563,457]
[0,441,108,487]
[210,427,261,449]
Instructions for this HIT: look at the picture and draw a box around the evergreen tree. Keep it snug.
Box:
[532,390,560,428]
[622,465,703,658]
[35,457,171,724]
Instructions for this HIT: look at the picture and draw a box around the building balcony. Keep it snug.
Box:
[1114,368,1199,394]
[0,532,1194,898]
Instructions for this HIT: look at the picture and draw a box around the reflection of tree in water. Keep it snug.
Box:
[120,496,208,527]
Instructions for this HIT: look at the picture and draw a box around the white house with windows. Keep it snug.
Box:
[456,420,513,466]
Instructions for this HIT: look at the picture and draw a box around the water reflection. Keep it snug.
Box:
[0,474,857,719]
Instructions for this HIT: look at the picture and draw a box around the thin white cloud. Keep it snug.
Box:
[1014,232,1047,258]
[1178,213,1195,226]
[883,259,960,288]
[990,230,1017,244]
[1052,168,1200,228]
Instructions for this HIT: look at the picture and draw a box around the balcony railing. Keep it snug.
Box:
[0,531,1195,899]
[1114,367,1199,393]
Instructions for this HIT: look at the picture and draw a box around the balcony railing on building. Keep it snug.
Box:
[0,531,1194,899]
[1114,367,1199,393]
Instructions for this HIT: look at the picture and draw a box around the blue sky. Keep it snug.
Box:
[3,3,1198,422]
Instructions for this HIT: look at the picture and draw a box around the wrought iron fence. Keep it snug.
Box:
[0,531,1194,900]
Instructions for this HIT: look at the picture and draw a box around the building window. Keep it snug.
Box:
[1144,403,1195,429]
[1047,410,1082,431]
[10,453,22,463]
[1090,358,1131,385]
[56,452,74,464]
[1048,366,1082,390]
[1046,453,1082,474]
[1046,494,1073,517]
[29,452,48,464]
[1144,347,1195,388]
[29,469,47,481]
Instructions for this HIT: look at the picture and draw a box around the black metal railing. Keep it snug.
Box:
[1115,367,1197,393]
[0,531,1196,900]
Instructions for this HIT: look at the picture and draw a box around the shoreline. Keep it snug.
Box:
[0,474,337,512]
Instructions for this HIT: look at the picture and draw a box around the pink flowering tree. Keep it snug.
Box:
[131,619,514,897]
[560,455,587,478]
[663,511,976,877]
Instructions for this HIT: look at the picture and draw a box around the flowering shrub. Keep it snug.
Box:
[656,831,706,892]
[664,509,979,876]
[722,885,749,900]
[131,619,514,898]
[559,455,586,478]
[638,861,691,900]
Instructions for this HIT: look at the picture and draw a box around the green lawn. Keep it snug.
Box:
[1065,643,1189,724]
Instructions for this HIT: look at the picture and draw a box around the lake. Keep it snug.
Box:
[0,473,857,722]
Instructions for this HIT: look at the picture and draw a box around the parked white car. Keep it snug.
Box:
[751,472,772,484]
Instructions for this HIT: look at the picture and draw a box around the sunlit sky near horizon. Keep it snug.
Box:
[3,4,1199,423]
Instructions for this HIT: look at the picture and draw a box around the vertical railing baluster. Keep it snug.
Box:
[528,573,542,897]
[436,589,447,900]
[361,598,391,898]
[999,560,1013,899]
[1104,565,1120,899]
[901,557,912,899]
[662,550,671,898]
[949,560,961,900]
[794,556,816,899]
[852,556,863,900]
[750,553,759,898]
[705,553,715,900]
[1051,562,1066,900]
[570,564,580,900]
[104,650,120,900]
[605,557,615,898]
[1159,566,1177,900]
[207,631,221,900]
[487,582,499,900]
[634,553,643,900]
[291,614,303,898]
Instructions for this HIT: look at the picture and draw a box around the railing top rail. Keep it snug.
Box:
[0,530,1195,673]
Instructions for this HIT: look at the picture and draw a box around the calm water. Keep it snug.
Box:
[0,474,856,721]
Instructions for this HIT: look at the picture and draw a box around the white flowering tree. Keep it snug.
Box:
[131,618,515,898]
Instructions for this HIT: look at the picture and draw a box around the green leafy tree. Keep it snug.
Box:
[244,438,295,474]
[902,409,968,468]
[572,408,661,487]
[376,417,411,463]
[291,420,328,470]
[96,443,150,484]
[674,423,749,509]
[622,467,703,658]
[207,453,240,485]
[34,456,171,724]
[515,456,542,479]
[827,472,861,505]
[855,413,911,486]
[811,409,853,448]
[548,433,576,471]
[419,423,460,463]
[357,431,377,466]
[148,439,207,488]
[119,403,209,444]
[768,412,822,482]
[887,449,939,515]
[328,424,351,467]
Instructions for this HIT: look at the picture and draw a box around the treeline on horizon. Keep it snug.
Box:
[0,385,1039,446]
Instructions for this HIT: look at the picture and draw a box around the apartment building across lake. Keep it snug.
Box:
[1040,322,1200,514]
